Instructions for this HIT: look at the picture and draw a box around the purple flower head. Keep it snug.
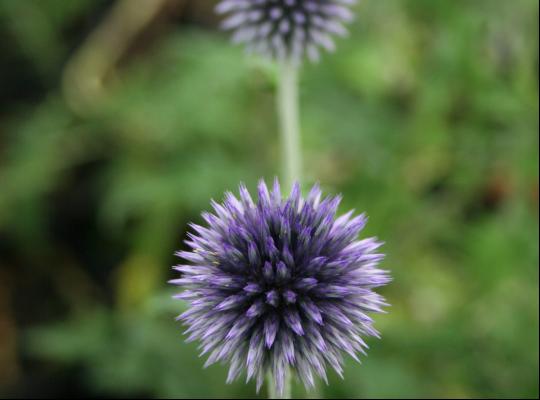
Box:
[171,179,390,395]
[215,0,358,63]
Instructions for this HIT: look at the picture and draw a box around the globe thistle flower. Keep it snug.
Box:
[171,179,390,395]
[215,0,358,63]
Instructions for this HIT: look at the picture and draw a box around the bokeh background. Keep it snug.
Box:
[0,0,538,398]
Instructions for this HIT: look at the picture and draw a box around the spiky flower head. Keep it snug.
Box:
[171,179,390,394]
[216,0,358,63]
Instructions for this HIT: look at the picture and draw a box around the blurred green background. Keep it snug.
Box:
[0,0,538,398]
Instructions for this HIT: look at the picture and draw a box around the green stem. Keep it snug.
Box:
[277,60,302,190]
[267,370,292,399]
[269,60,299,400]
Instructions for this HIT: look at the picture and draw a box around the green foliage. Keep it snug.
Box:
[0,0,538,398]
[25,292,258,398]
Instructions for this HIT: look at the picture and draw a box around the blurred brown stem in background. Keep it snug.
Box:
[62,0,182,115]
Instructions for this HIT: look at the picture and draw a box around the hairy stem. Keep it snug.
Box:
[267,370,292,399]
[277,60,302,190]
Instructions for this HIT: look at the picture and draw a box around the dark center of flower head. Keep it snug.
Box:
[210,186,331,340]
[172,179,390,393]
[216,0,356,62]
